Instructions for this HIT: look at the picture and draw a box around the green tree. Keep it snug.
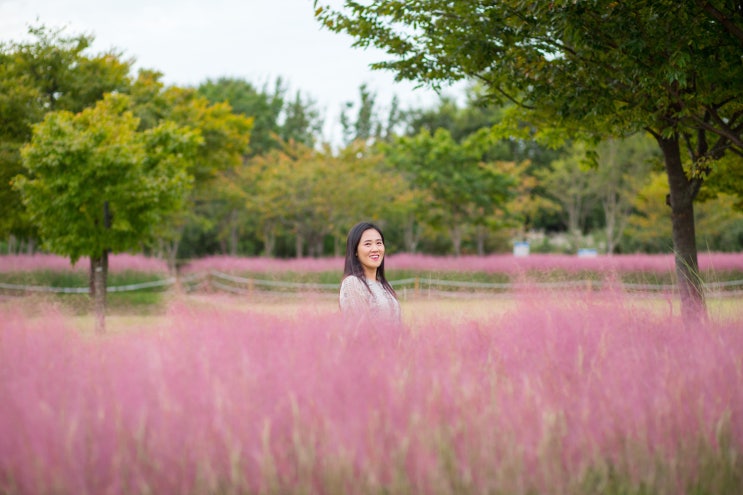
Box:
[404,90,565,240]
[243,140,404,257]
[594,135,659,254]
[340,83,404,146]
[279,90,323,148]
[0,25,132,249]
[386,127,515,255]
[624,173,674,253]
[326,141,409,254]
[315,0,743,316]
[199,77,323,152]
[129,74,253,265]
[198,77,284,155]
[14,94,198,331]
[537,142,601,252]
[340,83,378,145]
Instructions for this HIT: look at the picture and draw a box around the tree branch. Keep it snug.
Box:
[689,110,743,149]
[697,0,743,44]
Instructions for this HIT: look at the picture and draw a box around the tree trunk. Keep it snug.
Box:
[657,135,706,320]
[295,232,304,258]
[229,224,239,256]
[164,239,180,275]
[311,237,324,257]
[450,223,463,256]
[334,236,342,257]
[229,209,239,256]
[25,238,36,254]
[262,225,276,257]
[403,216,420,253]
[476,225,486,256]
[90,251,108,333]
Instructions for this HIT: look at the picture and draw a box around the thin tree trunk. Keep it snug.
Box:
[295,232,304,258]
[263,225,276,257]
[90,251,108,333]
[230,224,239,256]
[657,134,706,320]
[476,225,486,256]
[334,236,341,257]
[229,209,239,256]
[603,191,620,255]
[165,239,180,275]
[404,216,420,253]
[450,224,463,256]
[313,237,324,257]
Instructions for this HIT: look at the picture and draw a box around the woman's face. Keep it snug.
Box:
[356,228,384,275]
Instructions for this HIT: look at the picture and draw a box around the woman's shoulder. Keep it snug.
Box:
[340,275,366,290]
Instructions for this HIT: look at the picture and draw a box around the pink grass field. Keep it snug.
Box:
[181,252,743,274]
[3,252,743,275]
[1,291,742,494]
[0,254,169,274]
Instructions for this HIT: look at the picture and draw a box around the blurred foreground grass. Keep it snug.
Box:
[6,292,741,334]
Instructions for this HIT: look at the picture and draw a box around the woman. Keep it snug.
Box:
[339,221,401,326]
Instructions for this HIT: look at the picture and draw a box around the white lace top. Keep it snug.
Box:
[339,276,401,325]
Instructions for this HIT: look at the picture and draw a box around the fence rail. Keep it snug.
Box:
[2,270,743,297]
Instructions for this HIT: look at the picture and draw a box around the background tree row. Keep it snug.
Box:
[2,23,742,270]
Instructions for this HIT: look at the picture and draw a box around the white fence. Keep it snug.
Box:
[3,270,743,298]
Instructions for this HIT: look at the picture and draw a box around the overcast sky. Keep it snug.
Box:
[0,0,464,143]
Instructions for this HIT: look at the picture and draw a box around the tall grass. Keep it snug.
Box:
[1,291,741,494]
[181,252,743,275]
[3,252,742,276]
[0,254,169,274]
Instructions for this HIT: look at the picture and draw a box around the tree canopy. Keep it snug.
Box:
[0,25,132,245]
[3,19,743,276]
[14,93,198,263]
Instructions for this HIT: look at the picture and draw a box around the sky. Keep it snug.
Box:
[0,0,465,143]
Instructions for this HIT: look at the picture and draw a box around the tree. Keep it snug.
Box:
[279,90,324,148]
[129,74,253,266]
[14,94,199,331]
[244,139,404,257]
[198,77,284,155]
[340,83,405,146]
[594,135,659,254]
[537,142,601,252]
[403,90,564,245]
[199,77,323,152]
[385,127,515,255]
[0,25,132,249]
[340,83,378,145]
[315,0,743,317]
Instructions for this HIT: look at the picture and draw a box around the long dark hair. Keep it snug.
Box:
[343,221,397,297]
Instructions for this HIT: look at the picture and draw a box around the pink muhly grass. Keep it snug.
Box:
[389,252,743,274]
[1,292,742,494]
[181,255,343,274]
[0,254,169,274]
[180,252,743,276]
[5,252,742,277]
[0,254,86,273]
